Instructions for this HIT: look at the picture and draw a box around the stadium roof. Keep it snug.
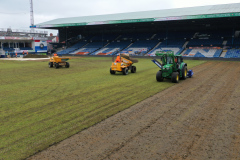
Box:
[35,3,240,29]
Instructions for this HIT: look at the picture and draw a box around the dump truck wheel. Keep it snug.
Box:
[171,72,179,83]
[131,66,136,73]
[156,71,164,82]
[181,66,187,80]
[65,62,70,68]
[110,68,115,74]
[123,68,128,75]
[55,63,60,69]
[49,62,53,68]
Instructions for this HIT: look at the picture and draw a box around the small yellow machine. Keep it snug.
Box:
[110,54,137,75]
[49,56,70,69]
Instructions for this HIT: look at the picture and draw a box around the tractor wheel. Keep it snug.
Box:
[55,63,60,69]
[181,66,187,80]
[156,71,164,82]
[171,72,179,83]
[110,68,115,74]
[49,62,53,68]
[131,66,136,73]
[65,62,70,68]
[123,68,128,75]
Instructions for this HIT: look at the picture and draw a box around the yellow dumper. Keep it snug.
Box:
[110,54,138,75]
[49,56,70,69]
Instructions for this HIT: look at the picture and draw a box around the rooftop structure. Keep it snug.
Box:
[35,3,240,29]
[0,28,47,38]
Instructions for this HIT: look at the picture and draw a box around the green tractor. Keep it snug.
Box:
[151,51,192,83]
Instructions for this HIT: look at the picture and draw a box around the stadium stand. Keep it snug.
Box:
[80,35,94,41]
[92,40,131,55]
[225,38,234,48]
[119,33,154,40]
[57,41,87,54]
[148,47,183,56]
[153,31,195,40]
[29,3,240,59]
[187,38,223,47]
[153,32,167,40]
[213,49,223,57]
[159,39,186,47]
[54,29,240,58]
[182,49,223,57]
[91,34,119,41]
[225,38,240,48]
[182,49,192,56]
[224,49,240,58]
[121,40,159,56]
[195,30,233,38]
[147,38,185,56]
[234,38,240,48]
[168,31,196,39]
[72,41,108,55]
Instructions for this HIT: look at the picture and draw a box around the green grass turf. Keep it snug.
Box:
[0,57,205,159]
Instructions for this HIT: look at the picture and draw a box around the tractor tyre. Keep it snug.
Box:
[49,62,53,68]
[131,66,136,73]
[181,66,187,80]
[55,63,60,69]
[123,68,128,75]
[156,71,164,82]
[110,68,115,74]
[65,62,70,68]
[171,72,179,83]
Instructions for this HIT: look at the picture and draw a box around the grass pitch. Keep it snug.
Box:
[0,57,205,160]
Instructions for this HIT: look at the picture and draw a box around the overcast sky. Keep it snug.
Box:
[0,0,239,35]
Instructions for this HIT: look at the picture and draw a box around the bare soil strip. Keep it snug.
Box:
[28,61,240,160]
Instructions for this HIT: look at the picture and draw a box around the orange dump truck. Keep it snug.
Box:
[49,56,70,69]
[110,54,138,75]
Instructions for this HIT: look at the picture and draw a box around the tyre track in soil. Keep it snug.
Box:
[28,61,240,160]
